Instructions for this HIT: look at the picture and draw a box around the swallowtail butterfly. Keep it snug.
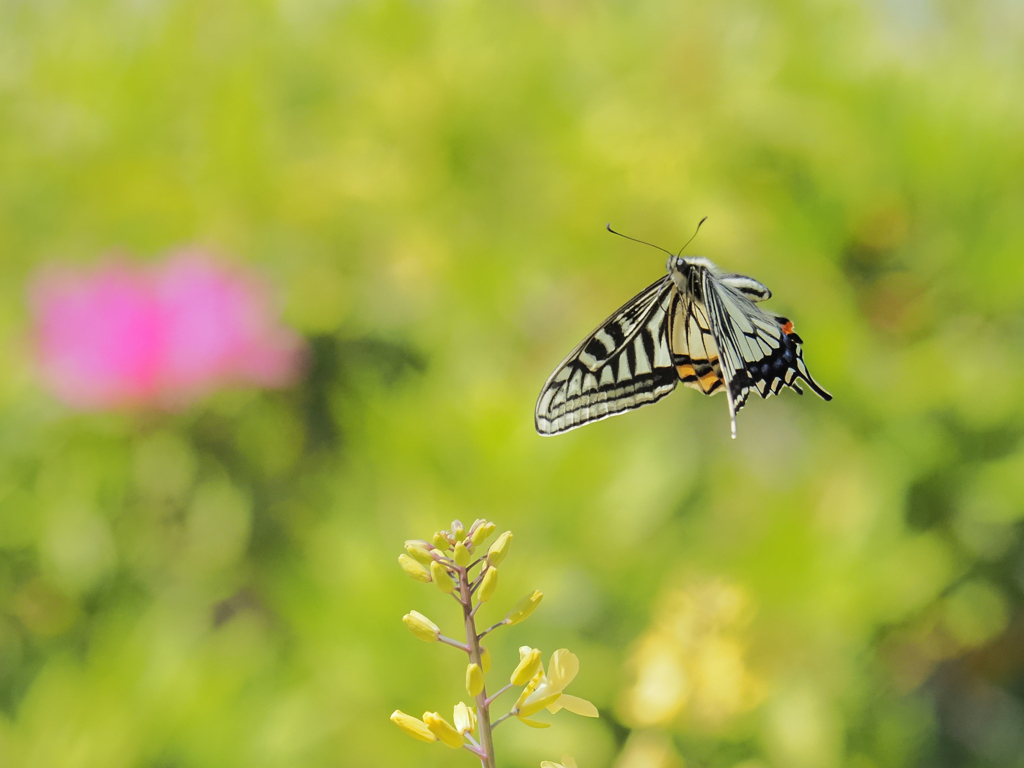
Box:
[535,223,831,438]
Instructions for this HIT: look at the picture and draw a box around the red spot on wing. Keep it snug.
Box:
[781,320,794,335]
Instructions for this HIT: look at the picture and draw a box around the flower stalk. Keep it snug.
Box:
[460,560,498,768]
[391,519,598,768]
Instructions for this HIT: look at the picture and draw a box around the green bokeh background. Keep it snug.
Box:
[2,1,1024,766]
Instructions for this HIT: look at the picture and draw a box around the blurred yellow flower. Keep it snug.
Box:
[614,729,683,768]
[618,577,763,729]
[541,757,578,768]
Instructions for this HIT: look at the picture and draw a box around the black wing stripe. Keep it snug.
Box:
[535,278,679,435]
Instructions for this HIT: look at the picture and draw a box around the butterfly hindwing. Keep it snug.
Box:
[701,270,832,437]
[670,290,725,396]
[535,278,678,435]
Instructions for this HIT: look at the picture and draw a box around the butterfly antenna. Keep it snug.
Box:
[605,223,675,257]
[676,216,708,256]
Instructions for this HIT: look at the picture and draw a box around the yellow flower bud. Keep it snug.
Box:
[451,520,466,541]
[506,590,543,625]
[453,702,477,735]
[470,521,495,547]
[510,647,542,685]
[404,541,434,566]
[453,541,471,567]
[430,561,455,594]
[466,663,484,697]
[399,554,432,583]
[487,531,512,566]
[423,711,464,749]
[432,531,450,550]
[402,610,440,642]
[390,710,437,743]
[519,692,562,718]
[478,566,498,602]
[480,646,491,673]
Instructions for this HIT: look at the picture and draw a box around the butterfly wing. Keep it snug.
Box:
[535,278,679,435]
[701,271,832,438]
[670,287,725,396]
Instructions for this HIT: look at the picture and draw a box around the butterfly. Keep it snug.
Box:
[535,222,832,438]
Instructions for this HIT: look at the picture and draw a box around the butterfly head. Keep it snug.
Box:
[667,255,716,276]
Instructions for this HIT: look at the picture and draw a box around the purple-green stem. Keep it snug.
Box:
[458,562,497,768]
[485,683,514,709]
[438,635,470,652]
[491,712,514,727]
[478,618,507,639]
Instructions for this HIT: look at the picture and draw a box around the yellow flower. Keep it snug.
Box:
[466,662,484,696]
[480,645,491,673]
[488,531,513,565]
[454,540,471,567]
[390,710,436,743]
[514,649,599,724]
[479,566,498,602]
[453,702,477,735]
[402,610,440,642]
[404,540,434,565]
[430,561,455,594]
[398,554,432,583]
[540,758,578,768]
[506,590,543,625]
[471,521,496,546]
[423,711,464,749]
[511,646,542,686]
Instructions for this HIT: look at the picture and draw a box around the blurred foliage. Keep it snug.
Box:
[2,0,1024,767]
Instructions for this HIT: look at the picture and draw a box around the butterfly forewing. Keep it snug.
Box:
[535,278,679,435]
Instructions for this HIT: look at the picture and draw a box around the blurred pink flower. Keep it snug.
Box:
[30,250,306,410]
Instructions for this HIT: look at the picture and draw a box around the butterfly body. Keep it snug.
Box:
[535,254,831,438]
